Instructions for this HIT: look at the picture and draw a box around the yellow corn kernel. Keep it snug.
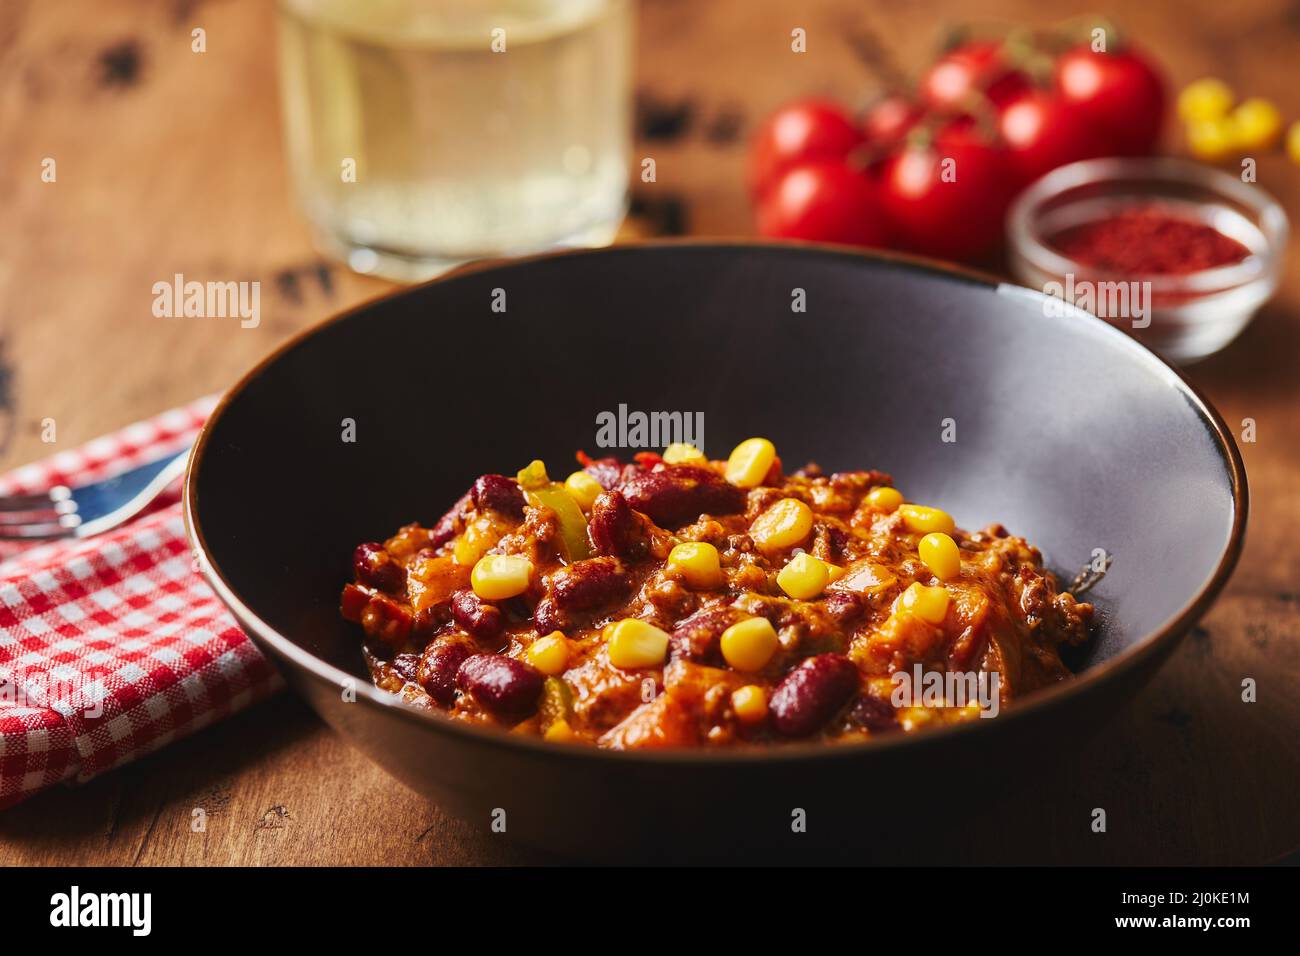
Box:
[918,532,961,581]
[731,685,768,724]
[563,470,603,511]
[776,552,830,599]
[1289,121,1300,165]
[896,581,950,625]
[663,442,706,465]
[515,459,550,490]
[544,719,577,742]
[1187,116,1237,160]
[607,618,670,669]
[898,504,955,535]
[1177,77,1234,123]
[725,437,776,488]
[865,486,904,512]
[666,542,724,589]
[470,554,533,600]
[1231,97,1283,150]
[720,617,779,672]
[527,632,570,675]
[749,498,813,553]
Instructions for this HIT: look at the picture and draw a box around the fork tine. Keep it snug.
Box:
[0,485,73,538]
[0,490,58,511]
[0,522,77,540]
[0,510,62,525]
[0,449,186,542]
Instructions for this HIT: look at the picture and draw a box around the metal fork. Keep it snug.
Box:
[0,447,190,540]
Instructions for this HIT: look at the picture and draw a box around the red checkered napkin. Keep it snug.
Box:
[0,397,282,809]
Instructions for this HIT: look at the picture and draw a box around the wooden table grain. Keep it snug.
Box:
[1,0,1297,865]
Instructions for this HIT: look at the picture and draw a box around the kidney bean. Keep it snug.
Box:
[552,557,628,611]
[456,653,544,719]
[849,694,900,734]
[582,455,624,491]
[417,638,472,705]
[360,594,413,648]
[471,474,525,518]
[669,605,745,663]
[827,525,850,560]
[353,542,404,593]
[620,464,745,528]
[769,653,860,737]
[390,653,421,684]
[823,591,863,625]
[429,492,471,549]
[587,490,648,558]
[532,595,563,635]
[450,588,506,642]
[534,558,630,633]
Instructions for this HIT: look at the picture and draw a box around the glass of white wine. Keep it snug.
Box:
[278,0,634,281]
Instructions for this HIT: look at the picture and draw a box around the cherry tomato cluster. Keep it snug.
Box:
[1177,78,1293,162]
[751,34,1166,263]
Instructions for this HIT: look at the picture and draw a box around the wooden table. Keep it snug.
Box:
[1,0,1297,865]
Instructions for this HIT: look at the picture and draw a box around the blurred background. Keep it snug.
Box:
[1,0,1297,864]
[2,0,1297,464]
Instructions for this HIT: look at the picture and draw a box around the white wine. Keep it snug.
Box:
[278,0,633,279]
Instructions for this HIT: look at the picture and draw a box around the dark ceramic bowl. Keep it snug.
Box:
[185,242,1246,862]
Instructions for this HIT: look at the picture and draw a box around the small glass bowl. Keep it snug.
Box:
[1007,157,1289,363]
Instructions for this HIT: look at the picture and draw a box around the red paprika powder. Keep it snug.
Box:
[1049,205,1252,274]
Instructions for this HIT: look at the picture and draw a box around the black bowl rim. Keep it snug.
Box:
[184,239,1248,766]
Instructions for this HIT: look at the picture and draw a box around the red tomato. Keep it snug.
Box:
[998,90,1115,187]
[863,94,924,147]
[748,99,865,199]
[878,128,1013,261]
[919,40,1027,110]
[1054,45,1165,155]
[757,161,889,248]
